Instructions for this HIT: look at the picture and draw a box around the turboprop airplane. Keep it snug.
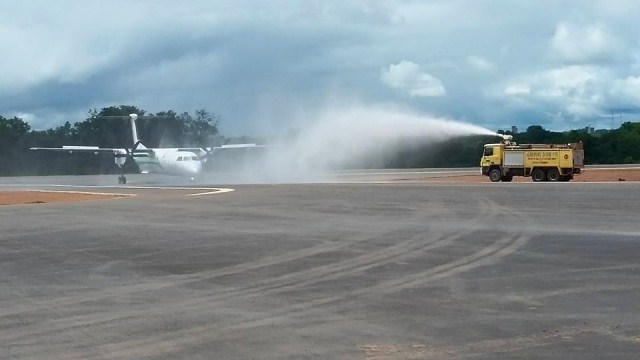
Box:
[31,114,260,184]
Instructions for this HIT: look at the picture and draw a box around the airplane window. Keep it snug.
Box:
[191,156,198,161]
[177,156,183,161]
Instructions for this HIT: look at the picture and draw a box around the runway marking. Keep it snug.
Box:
[585,166,640,171]
[0,184,235,197]
[333,170,478,176]
[31,189,137,197]
[187,188,235,196]
[49,184,231,191]
[331,181,640,186]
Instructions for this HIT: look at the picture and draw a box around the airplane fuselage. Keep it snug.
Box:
[133,149,203,177]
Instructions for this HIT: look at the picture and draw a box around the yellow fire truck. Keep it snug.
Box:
[480,136,585,182]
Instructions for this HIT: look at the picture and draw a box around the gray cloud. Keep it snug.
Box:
[381,60,446,97]
[550,21,620,63]
[1,0,640,134]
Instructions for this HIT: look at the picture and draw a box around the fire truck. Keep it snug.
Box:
[480,136,585,182]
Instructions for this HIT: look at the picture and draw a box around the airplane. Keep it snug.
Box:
[31,113,261,184]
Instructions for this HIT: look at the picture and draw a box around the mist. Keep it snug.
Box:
[202,105,498,184]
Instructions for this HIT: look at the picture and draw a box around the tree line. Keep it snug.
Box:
[1,105,639,176]
[384,123,640,168]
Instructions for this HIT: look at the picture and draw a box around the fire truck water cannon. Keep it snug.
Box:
[498,134,514,145]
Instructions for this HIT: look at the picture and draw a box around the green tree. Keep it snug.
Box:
[0,116,31,174]
[181,109,219,146]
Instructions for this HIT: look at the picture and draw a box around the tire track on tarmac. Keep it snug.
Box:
[60,206,530,360]
[0,202,447,319]
[1,199,467,351]
[1,198,482,350]
[200,197,500,302]
[11,197,528,359]
[223,234,529,332]
[1,198,477,347]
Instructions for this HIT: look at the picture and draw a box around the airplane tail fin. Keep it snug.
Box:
[130,114,140,145]
[129,113,148,150]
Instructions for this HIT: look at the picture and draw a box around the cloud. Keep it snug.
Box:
[502,65,610,118]
[610,75,640,106]
[0,25,120,93]
[550,22,619,63]
[466,55,494,72]
[504,85,530,95]
[1,1,640,133]
[380,60,445,97]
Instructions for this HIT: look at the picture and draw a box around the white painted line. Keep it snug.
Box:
[1,184,236,197]
[0,184,174,189]
[46,184,230,191]
[0,184,229,191]
[44,184,237,196]
[30,190,137,197]
[328,180,640,186]
[583,167,640,171]
[333,170,478,176]
[187,188,235,196]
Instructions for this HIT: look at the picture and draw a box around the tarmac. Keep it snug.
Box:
[1,171,639,359]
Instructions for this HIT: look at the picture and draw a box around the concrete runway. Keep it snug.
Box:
[1,172,639,359]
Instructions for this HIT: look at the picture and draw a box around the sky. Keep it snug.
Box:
[1,0,640,135]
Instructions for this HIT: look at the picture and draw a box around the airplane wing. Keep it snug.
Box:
[30,146,127,154]
[205,143,271,151]
[213,143,258,149]
[177,148,208,157]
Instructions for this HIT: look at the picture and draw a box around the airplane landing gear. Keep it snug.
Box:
[115,154,128,185]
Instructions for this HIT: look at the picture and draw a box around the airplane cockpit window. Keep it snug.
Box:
[191,156,199,161]
[177,156,183,161]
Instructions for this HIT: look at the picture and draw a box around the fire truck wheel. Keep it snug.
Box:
[531,169,546,182]
[489,169,502,182]
[547,169,560,182]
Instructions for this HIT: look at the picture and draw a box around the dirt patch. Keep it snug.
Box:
[418,168,640,183]
[0,191,129,205]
